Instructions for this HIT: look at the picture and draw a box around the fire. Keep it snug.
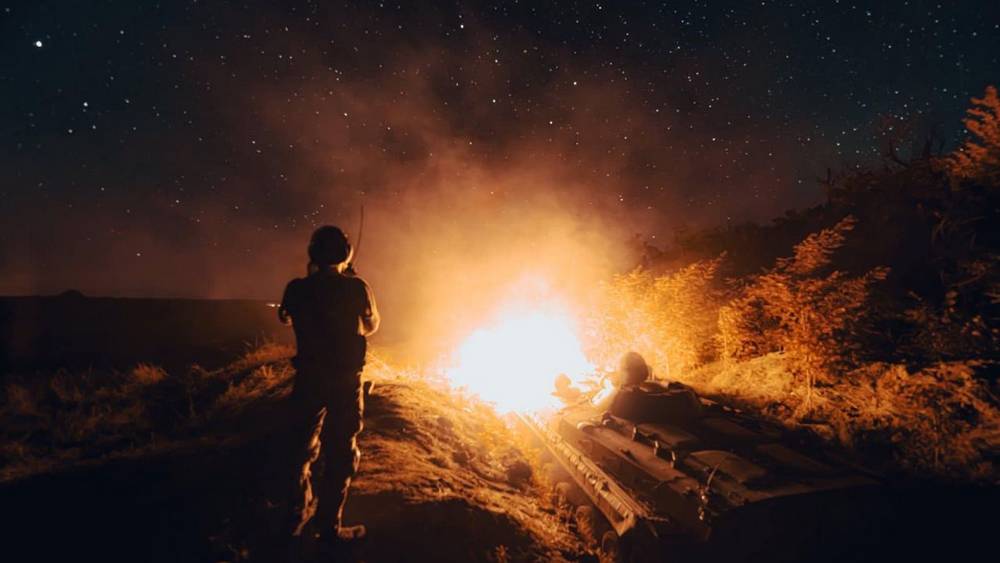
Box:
[445,306,594,413]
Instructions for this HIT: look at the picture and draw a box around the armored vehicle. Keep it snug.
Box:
[521,380,890,562]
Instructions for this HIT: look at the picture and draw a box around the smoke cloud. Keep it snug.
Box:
[1,5,831,357]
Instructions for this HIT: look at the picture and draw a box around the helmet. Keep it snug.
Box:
[308,225,352,266]
[618,351,651,386]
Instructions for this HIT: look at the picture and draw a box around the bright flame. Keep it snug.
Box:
[446,307,594,413]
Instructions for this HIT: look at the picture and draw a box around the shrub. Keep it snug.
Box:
[861,361,1000,479]
[943,85,1000,187]
[131,363,168,386]
[717,217,888,399]
[212,363,294,415]
[586,257,723,378]
[583,89,1000,482]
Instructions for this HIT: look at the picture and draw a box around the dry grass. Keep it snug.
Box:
[212,363,294,416]
[350,360,583,561]
[228,341,295,373]
[686,353,796,403]
[0,344,296,482]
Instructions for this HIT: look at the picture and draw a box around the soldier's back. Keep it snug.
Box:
[284,270,367,371]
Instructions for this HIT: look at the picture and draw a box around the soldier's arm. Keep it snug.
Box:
[278,280,297,325]
[358,279,380,336]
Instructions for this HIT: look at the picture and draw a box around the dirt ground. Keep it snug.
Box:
[0,358,587,562]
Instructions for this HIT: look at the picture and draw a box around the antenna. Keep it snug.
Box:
[350,204,365,272]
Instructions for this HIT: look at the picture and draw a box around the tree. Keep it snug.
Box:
[944,85,1000,186]
[588,257,723,379]
[717,217,888,403]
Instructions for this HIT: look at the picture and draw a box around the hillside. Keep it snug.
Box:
[0,349,585,562]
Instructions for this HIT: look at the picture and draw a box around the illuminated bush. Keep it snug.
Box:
[586,257,723,378]
[583,88,1000,482]
[718,216,889,397]
[854,362,1000,478]
[943,85,1000,186]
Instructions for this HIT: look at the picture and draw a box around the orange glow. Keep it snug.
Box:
[444,286,594,413]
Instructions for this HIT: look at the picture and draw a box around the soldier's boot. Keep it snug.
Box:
[330,475,367,543]
[336,524,366,542]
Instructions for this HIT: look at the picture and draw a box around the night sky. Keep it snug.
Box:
[2,1,998,322]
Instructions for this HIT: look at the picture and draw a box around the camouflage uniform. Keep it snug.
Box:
[279,266,378,537]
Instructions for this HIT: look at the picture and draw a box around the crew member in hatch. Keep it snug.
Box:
[279,225,380,545]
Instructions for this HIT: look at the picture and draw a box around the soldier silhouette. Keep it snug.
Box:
[278,225,379,546]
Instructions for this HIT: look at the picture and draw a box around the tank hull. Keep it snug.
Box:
[520,393,889,562]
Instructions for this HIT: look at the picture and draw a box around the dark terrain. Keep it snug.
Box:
[0,294,292,373]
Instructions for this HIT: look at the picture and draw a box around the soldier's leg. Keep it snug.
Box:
[290,405,327,537]
[313,396,364,535]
